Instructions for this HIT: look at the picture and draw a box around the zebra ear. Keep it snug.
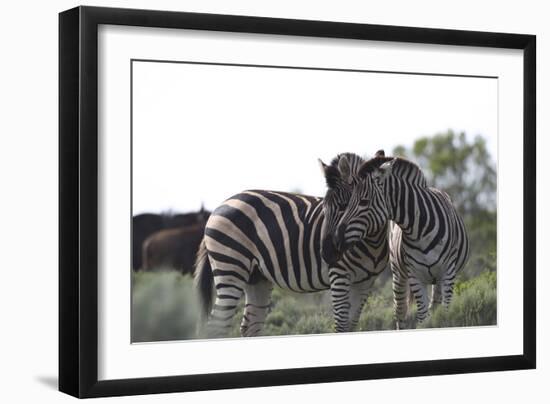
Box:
[318,158,329,174]
[337,155,352,184]
[372,159,394,180]
[319,159,341,189]
[374,149,385,157]
[359,156,394,178]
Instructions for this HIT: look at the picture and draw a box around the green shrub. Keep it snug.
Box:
[357,294,396,331]
[293,314,334,335]
[131,268,497,341]
[420,271,497,328]
[131,271,200,342]
[262,290,333,336]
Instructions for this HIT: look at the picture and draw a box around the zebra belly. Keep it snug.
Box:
[405,262,445,284]
[257,266,330,292]
[347,256,388,284]
[402,247,448,284]
[397,231,450,284]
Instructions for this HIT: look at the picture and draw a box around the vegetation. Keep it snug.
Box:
[132,270,496,342]
[132,271,200,342]
[132,130,497,342]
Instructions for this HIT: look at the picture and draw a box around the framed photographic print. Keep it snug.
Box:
[59,6,536,398]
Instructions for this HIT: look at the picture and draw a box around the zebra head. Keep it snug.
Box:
[332,152,394,253]
[319,153,365,264]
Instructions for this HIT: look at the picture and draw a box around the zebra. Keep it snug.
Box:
[328,153,469,329]
[194,153,390,337]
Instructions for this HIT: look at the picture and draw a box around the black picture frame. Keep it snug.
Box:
[59,5,536,398]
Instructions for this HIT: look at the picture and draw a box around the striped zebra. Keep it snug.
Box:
[194,153,390,337]
[329,153,469,329]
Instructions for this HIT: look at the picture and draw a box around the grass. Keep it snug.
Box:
[131,269,497,342]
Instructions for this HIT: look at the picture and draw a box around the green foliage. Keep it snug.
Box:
[420,271,497,328]
[131,269,496,341]
[455,270,496,296]
[261,289,333,336]
[357,295,395,331]
[131,271,200,342]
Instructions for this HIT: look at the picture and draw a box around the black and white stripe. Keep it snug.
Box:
[194,153,389,337]
[333,155,470,329]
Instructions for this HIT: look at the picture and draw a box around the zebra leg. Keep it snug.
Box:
[349,278,375,331]
[442,277,456,309]
[409,277,430,325]
[240,278,273,337]
[329,267,352,332]
[206,273,247,338]
[392,263,409,330]
[429,282,443,311]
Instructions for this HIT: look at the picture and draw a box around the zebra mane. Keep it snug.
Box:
[390,157,428,186]
[323,152,365,188]
[360,156,428,187]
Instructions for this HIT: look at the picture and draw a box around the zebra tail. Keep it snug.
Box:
[193,238,213,319]
[141,238,152,271]
[406,279,414,306]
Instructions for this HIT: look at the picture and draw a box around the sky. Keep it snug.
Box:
[132,61,497,215]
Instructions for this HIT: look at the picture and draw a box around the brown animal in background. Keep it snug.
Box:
[132,213,164,270]
[132,208,210,270]
[141,222,206,274]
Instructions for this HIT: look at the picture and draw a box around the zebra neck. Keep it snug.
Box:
[363,223,387,247]
[304,198,325,228]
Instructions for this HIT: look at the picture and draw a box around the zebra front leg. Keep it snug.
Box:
[409,277,430,325]
[329,267,352,332]
[240,278,273,337]
[349,278,375,331]
[392,263,409,330]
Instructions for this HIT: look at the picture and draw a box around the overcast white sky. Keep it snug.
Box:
[132,61,497,215]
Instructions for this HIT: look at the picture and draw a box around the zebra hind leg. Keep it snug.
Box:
[206,276,246,339]
[429,282,443,311]
[409,277,430,326]
[240,277,273,337]
[442,277,456,309]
